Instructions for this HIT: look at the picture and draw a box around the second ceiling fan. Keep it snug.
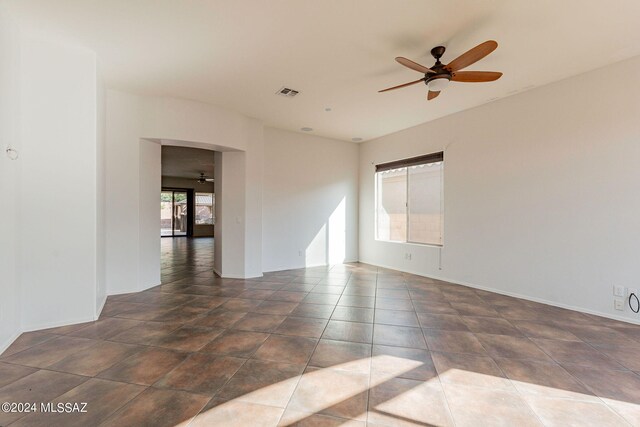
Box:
[379,40,502,100]
[196,172,214,184]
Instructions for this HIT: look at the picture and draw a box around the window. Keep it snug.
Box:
[195,192,214,225]
[375,152,443,246]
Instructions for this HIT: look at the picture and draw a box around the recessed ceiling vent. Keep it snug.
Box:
[276,87,300,97]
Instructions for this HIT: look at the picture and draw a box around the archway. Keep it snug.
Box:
[138,137,258,285]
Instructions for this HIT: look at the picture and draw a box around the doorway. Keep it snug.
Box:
[161,189,191,237]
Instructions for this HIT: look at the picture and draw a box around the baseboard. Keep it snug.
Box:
[213,268,239,279]
[362,259,640,326]
[140,281,161,292]
[264,265,308,273]
[22,314,99,334]
[263,264,305,273]
[96,295,107,318]
[0,330,22,356]
[213,270,263,279]
[213,266,265,279]
[1,298,108,355]
[262,258,359,274]
[107,281,161,296]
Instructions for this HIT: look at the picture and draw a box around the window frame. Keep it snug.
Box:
[374,152,444,247]
[194,192,214,226]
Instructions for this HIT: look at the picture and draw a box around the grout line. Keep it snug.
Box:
[365,266,380,425]
[273,265,351,426]
[405,271,458,427]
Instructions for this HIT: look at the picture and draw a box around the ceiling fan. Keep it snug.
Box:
[379,40,502,100]
[197,172,214,184]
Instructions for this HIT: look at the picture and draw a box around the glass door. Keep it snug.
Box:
[161,191,173,236]
[172,191,188,236]
[161,190,189,237]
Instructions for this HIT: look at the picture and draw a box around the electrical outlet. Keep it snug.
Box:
[613,285,625,297]
[614,299,624,311]
[404,253,412,260]
[298,250,303,257]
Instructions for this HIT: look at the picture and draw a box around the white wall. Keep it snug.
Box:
[105,90,142,294]
[244,124,264,277]
[0,12,105,352]
[139,139,161,288]
[359,56,640,322]
[216,151,247,277]
[0,8,21,353]
[96,66,106,316]
[214,151,223,273]
[263,127,359,271]
[18,32,100,330]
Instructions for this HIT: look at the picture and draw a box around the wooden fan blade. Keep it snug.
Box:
[378,78,425,93]
[451,71,502,82]
[395,57,434,74]
[427,91,440,100]
[445,40,498,72]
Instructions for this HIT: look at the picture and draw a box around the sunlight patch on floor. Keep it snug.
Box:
[192,355,422,426]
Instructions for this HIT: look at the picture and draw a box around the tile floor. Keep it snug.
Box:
[2,237,640,426]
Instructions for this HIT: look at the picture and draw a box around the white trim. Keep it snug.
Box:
[262,264,306,274]
[214,266,266,279]
[213,268,242,279]
[107,289,139,296]
[140,281,161,292]
[220,273,248,279]
[214,270,263,279]
[262,258,359,274]
[107,281,161,296]
[96,295,107,318]
[374,239,443,249]
[21,315,98,334]
[0,330,22,355]
[363,259,640,326]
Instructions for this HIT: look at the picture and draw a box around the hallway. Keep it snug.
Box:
[1,239,640,426]
[160,237,215,284]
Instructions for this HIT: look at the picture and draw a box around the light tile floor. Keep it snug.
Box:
[1,237,640,426]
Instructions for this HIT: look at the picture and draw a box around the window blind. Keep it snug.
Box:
[375,151,444,172]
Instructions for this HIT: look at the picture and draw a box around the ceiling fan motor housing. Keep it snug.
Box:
[431,45,446,60]
[425,46,452,86]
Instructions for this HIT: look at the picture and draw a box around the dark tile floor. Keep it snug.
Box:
[2,237,640,426]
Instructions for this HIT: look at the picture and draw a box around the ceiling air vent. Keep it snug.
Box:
[276,87,300,97]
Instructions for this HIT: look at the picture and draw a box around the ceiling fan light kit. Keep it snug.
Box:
[379,40,503,101]
[427,77,450,92]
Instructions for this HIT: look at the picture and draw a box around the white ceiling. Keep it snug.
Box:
[161,146,214,179]
[5,0,640,142]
